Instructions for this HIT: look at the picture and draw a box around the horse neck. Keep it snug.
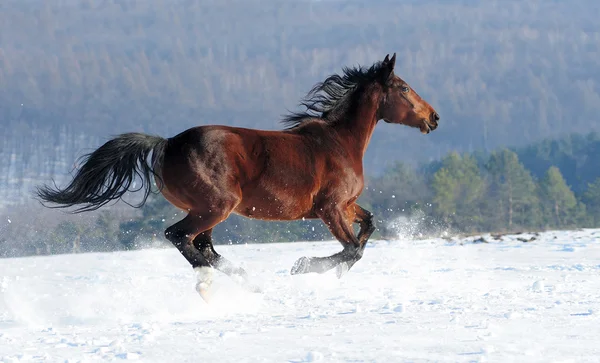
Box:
[332,85,381,159]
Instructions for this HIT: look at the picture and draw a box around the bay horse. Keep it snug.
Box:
[37,53,439,301]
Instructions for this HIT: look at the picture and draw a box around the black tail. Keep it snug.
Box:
[36,133,168,213]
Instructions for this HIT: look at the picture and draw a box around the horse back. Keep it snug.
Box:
[160,124,330,219]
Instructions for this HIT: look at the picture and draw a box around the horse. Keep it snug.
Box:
[36,53,439,301]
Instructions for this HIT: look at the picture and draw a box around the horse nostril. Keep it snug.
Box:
[432,112,440,122]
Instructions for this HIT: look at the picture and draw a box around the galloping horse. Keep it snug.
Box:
[37,53,439,301]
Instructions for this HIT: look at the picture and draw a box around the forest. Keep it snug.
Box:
[1,0,600,257]
[1,0,600,205]
[2,132,600,258]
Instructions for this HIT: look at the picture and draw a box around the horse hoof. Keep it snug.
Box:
[336,262,349,279]
[290,256,310,275]
[196,282,212,303]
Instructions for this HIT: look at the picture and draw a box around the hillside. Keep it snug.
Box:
[1,0,599,205]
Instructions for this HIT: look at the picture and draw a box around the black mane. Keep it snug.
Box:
[281,60,385,130]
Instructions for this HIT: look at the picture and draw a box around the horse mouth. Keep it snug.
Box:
[420,119,438,134]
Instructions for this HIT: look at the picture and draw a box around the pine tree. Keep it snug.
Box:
[431,152,485,231]
[363,162,430,223]
[486,149,539,230]
[539,166,577,228]
[583,177,600,226]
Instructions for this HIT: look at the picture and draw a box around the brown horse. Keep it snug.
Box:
[37,53,439,301]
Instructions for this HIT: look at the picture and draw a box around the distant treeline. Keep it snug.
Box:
[2,0,600,199]
[2,132,600,258]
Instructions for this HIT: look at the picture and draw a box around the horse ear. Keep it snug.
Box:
[389,53,396,69]
[381,53,396,83]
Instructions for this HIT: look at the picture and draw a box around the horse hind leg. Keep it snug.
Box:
[193,229,262,293]
[164,211,232,302]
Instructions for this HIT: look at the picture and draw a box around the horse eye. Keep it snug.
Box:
[401,85,410,93]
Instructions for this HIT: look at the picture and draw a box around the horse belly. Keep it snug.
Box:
[235,183,315,221]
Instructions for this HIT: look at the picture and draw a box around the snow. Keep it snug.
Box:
[1,229,600,362]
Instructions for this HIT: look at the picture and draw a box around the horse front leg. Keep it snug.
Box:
[335,203,375,278]
[290,204,362,276]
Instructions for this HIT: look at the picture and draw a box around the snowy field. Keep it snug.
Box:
[1,229,600,362]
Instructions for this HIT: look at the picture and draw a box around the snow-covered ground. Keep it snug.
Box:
[1,229,600,362]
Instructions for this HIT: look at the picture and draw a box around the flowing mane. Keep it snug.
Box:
[281,60,385,130]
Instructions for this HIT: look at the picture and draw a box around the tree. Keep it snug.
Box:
[485,149,539,230]
[431,152,485,232]
[51,221,83,254]
[583,177,600,226]
[538,166,577,228]
[118,193,181,249]
[361,162,431,236]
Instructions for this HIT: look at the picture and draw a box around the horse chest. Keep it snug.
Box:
[327,167,364,200]
[343,175,364,199]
